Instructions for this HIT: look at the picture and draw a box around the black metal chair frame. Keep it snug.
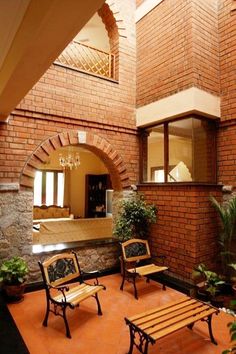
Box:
[38,251,105,338]
[120,239,167,299]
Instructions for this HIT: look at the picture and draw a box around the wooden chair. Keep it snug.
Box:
[120,239,168,299]
[38,251,106,338]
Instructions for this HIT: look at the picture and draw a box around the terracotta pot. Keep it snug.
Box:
[3,282,26,302]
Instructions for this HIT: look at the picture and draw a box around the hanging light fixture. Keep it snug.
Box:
[59,151,80,170]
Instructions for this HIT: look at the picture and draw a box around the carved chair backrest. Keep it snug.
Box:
[40,252,81,287]
[121,239,151,263]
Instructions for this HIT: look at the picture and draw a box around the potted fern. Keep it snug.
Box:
[0,256,29,302]
[210,195,236,280]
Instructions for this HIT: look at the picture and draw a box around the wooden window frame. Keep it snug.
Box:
[139,116,217,184]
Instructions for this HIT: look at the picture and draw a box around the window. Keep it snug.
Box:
[142,117,216,183]
[33,171,64,206]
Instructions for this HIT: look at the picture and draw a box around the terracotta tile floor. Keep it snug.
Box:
[8,274,232,354]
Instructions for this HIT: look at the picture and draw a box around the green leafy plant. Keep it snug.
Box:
[114,194,157,242]
[222,314,236,354]
[0,256,28,285]
[210,196,236,278]
[192,263,224,298]
[222,300,236,354]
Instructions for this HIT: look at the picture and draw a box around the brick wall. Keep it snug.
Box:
[0,113,139,187]
[0,0,138,186]
[138,184,222,281]
[191,0,220,94]
[136,0,220,107]
[217,0,236,186]
[219,0,236,122]
[218,122,236,186]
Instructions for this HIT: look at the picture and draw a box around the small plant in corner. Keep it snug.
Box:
[192,263,225,299]
[114,193,157,242]
[0,256,29,302]
[222,300,236,354]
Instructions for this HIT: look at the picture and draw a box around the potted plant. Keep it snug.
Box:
[222,299,236,354]
[192,263,225,305]
[0,256,29,302]
[114,193,157,242]
[114,193,157,274]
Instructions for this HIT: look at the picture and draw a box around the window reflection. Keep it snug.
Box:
[145,117,216,183]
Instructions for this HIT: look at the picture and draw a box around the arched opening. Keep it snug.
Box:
[21,130,130,248]
[55,2,120,80]
[33,146,111,219]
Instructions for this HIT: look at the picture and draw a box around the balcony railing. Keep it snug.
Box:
[55,40,115,80]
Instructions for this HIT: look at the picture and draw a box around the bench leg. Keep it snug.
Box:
[62,306,71,339]
[207,315,217,345]
[120,271,125,291]
[127,323,135,354]
[42,298,50,327]
[133,275,138,300]
[94,293,102,316]
[126,322,151,354]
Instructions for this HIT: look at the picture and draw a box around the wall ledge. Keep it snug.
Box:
[32,237,118,254]
[136,87,221,128]
[0,183,19,192]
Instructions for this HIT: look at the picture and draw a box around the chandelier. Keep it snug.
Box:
[59,151,80,170]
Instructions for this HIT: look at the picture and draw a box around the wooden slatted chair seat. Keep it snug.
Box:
[38,252,106,338]
[53,283,104,307]
[120,238,168,299]
[128,264,168,277]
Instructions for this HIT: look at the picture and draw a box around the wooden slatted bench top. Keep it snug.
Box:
[125,297,219,354]
[128,264,168,277]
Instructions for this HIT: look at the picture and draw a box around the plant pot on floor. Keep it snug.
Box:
[0,256,28,303]
[3,282,26,302]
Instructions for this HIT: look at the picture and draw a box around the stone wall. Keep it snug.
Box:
[0,187,120,284]
[31,242,120,283]
[0,189,33,261]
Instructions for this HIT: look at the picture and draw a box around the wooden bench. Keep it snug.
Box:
[38,252,106,338]
[120,239,168,299]
[125,296,219,354]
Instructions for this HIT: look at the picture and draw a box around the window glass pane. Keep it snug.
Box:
[46,172,54,206]
[144,118,216,183]
[147,125,164,182]
[192,119,215,182]
[168,119,193,182]
[154,169,164,182]
[57,172,64,207]
[34,171,42,205]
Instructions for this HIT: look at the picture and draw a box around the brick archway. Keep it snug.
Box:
[98,1,128,80]
[20,130,130,191]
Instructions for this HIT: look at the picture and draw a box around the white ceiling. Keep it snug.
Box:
[75,13,110,52]
[0,0,30,69]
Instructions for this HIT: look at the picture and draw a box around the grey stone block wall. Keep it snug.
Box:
[0,188,120,284]
[0,189,33,262]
